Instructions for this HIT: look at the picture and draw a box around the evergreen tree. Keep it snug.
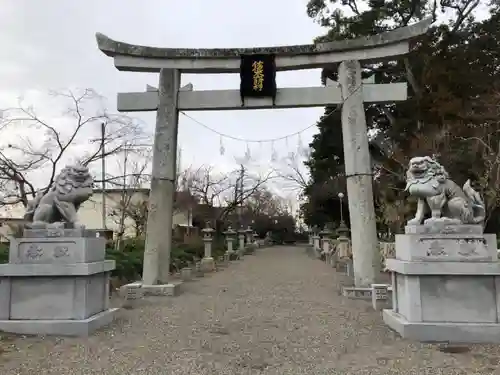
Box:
[302,1,500,232]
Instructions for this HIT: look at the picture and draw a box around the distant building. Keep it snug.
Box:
[0,188,195,240]
[0,217,26,242]
[82,188,194,237]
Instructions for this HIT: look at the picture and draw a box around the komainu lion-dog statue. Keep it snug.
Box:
[24,164,93,228]
[405,156,485,226]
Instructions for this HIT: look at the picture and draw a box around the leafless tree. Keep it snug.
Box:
[179,164,275,224]
[243,186,287,217]
[107,147,152,248]
[274,151,309,193]
[0,88,147,208]
[179,165,232,208]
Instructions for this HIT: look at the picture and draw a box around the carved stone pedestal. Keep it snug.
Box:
[0,228,118,336]
[383,224,500,343]
[201,257,215,272]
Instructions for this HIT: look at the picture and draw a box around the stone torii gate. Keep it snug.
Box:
[95,18,432,292]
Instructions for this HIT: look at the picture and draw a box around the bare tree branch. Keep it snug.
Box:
[0,88,147,209]
[274,152,309,192]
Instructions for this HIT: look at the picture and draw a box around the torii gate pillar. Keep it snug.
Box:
[339,60,379,286]
[142,69,180,286]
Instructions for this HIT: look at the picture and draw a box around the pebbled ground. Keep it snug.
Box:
[1,246,500,374]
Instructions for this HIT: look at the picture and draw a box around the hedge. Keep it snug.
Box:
[0,243,7,263]
[105,237,227,283]
[0,238,226,284]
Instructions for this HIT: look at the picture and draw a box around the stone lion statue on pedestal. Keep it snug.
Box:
[405,156,485,226]
[24,164,93,228]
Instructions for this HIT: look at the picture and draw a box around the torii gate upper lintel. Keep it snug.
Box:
[95,17,432,73]
[95,18,433,290]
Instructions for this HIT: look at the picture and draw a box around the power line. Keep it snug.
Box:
[180,111,317,143]
[122,83,362,148]
[178,83,361,144]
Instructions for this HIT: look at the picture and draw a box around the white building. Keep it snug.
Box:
[0,188,193,240]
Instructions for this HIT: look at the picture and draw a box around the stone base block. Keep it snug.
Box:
[386,230,500,343]
[346,259,354,277]
[335,260,348,273]
[383,309,500,344]
[218,255,229,266]
[119,281,143,301]
[342,286,372,300]
[201,257,215,272]
[371,284,392,311]
[325,253,337,267]
[244,246,256,255]
[0,308,119,337]
[395,229,497,262]
[194,262,204,277]
[180,268,192,281]
[119,282,143,309]
[141,283,181,296]
[342,285,393,301]
[314,248,322,259]
[9,233,106,264]
[0,270,113,320]
[193,270,204,277]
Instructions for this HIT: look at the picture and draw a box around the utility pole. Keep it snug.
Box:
[123,145,128,192]
[117,145,129,246]
[238,164,244,227]
[100,122,107,229]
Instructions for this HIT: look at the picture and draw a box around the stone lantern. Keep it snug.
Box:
[252,232,259,247]
[337,221,350,240]
[319,225,333,259]
[223,226,236,259]
[311,226,320,252]
[237,226,246,258]
[337,221,351,258]
[201,222,215,272]
[245,225,253,244]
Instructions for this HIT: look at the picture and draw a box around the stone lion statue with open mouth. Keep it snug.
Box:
[24,164,94,228]
[405,156,485,226]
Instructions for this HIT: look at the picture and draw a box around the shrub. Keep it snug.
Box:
[106,247,142,282]
[105,235,227,283]
[0,243,8,264]
[175,237,204,260]
[106,238,144,282]
[0,234,230,283]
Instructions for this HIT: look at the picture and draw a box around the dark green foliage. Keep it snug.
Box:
[106,241,143,283]
[105,237,227,283]
[303,0,500,233]
[0,243,8,264]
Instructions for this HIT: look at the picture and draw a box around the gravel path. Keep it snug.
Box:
[2,246,500,374]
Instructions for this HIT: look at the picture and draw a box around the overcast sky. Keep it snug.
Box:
[0,0,327,190]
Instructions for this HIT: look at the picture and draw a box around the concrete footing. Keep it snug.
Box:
[201,257,215,272]
[0,308,119,337]
[342,286,372,300]
[141,282,182,296]
[383,309,500,343]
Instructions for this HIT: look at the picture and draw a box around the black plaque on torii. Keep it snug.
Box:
[239,54,277,106]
